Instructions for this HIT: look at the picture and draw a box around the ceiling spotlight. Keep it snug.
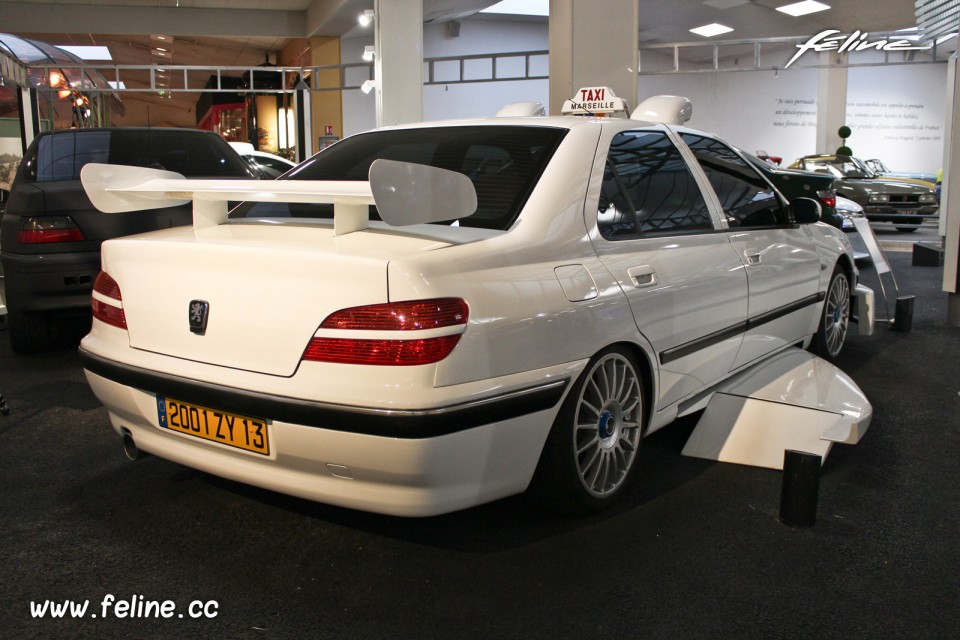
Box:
[360,79,377,94]
[689,23,734,38]
[776,1,830,17]
[358,9,375,26]
[49,70,64,87]
[362,45,375,62]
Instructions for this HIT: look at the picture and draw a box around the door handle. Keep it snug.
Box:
[744,250,762,265]
[627,266,657,288]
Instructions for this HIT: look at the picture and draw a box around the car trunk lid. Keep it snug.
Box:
[103,222,452,376]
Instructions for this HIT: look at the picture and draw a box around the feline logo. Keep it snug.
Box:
[786,30,932,69]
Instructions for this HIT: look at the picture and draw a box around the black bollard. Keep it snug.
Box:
[893,296,915,333]
[779,450,821,527]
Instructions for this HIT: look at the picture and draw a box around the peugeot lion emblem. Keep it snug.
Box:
[189,300,210,335]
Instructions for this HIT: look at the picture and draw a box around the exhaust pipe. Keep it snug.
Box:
[121,429,150,461]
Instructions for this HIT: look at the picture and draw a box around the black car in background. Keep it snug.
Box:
[0,128,254,352]
[742,152,843,228]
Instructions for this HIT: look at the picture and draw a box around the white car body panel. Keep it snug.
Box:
[78,113,871,516]
[595,233,748,407]
[727,227,821,368]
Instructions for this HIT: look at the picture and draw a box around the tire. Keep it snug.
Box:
[8,310,53,354]
[811,265,850,360]
[895,217,922,232]
[528,346,646,515]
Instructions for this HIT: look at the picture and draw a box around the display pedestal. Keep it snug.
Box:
[912,241,944,267]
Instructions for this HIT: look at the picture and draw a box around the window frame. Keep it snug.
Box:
[676,130,793,230]
[594,127,721,242]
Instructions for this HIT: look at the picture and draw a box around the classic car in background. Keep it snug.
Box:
[790,154,938,232]
[863,158,938,186]
[77,91,871,517]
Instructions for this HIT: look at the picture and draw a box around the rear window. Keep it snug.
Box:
[20,130,251,182]
[230,125,567,230]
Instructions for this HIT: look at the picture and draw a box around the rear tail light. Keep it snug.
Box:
[320,298,467,330]
[304,298,468,366]
[816,189,837,209]
[18,216,86,244]
[92,271,127,329]
[304,335,462,366]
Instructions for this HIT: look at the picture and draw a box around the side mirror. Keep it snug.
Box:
[791,197,822,224]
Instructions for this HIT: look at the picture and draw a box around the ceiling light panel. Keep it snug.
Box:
[57,45,112,61]
[703,0,750,9]
[776,1,831,17]
[480,0,549,16]
[690,23,735,37]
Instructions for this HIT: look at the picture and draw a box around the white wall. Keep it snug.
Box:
[639,62,947,173]
[639,68,819,166]
[846,61,946,175]
[342,17,549,136]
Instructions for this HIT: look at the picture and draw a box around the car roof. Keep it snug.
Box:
[372,115,671,132]
[35,127,217,136]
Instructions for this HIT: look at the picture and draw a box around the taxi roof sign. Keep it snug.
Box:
[561,87,630,118]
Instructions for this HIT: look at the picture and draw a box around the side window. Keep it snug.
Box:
[599,131,712,240]
[679,133,787,228]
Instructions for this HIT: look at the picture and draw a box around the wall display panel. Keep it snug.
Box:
[846,59,946,175]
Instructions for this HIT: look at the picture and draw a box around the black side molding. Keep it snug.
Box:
[659,293,825,365]
[79,349,568,439]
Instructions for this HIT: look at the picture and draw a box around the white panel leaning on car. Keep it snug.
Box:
[78,87,873,517]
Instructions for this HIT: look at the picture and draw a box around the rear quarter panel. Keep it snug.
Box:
[387,123,651,388]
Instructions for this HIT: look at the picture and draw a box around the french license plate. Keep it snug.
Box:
[156,397,270,456]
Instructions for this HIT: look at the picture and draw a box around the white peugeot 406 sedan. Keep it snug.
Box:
[79,91,871,516]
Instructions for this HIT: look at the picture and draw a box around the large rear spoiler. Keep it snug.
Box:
[80,159,478,236]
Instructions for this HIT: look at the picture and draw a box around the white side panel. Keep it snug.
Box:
[683,394,834,468]
[682,348,871,469]
[854,283,875,337]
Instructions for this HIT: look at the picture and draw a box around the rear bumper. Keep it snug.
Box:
[80,349,572,516]
[0,250,101,313]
